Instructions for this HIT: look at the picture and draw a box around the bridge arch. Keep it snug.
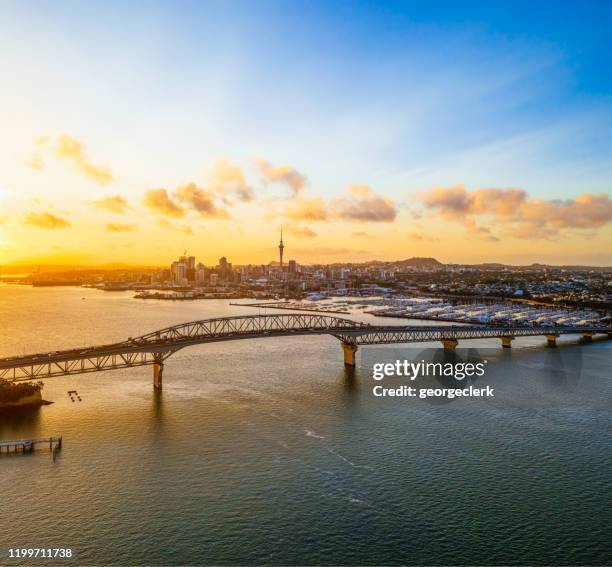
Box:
[134,313,369,343]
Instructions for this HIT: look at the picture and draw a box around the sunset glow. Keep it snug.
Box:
[1,1,611,266]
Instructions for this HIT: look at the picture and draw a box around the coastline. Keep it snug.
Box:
[0,384,51,411]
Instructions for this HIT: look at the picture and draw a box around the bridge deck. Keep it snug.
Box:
[0,314,609,382]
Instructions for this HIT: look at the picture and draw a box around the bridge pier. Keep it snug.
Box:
[500,336,514,348]
[153,361,164,389]
[341,342,358,366]
[545,334,558,348]
[441,338,458,350]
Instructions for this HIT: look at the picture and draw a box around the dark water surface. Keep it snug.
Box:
[1,286,610,565]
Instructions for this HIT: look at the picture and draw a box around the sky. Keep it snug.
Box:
[0,0,611,266]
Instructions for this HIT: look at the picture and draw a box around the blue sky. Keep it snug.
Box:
[1,0,611,264]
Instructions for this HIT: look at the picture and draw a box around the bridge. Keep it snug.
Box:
[0,314,609,388]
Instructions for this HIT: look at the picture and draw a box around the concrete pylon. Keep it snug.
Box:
[500,336,514,348]
[441,338,458,350]
[545,334,558,348]
[341,342,358,366]
[153,361,164,389]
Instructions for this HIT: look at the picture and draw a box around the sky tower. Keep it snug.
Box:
[279,227,284,268]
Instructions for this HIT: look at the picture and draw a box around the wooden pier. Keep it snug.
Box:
[0,436,62,455]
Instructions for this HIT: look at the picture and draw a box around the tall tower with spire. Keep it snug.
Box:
[278,227,285,268]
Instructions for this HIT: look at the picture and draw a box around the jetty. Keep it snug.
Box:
[0,436,62,455]
[230,301,350,314]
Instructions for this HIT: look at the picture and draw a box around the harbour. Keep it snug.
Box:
[1,286,610,565]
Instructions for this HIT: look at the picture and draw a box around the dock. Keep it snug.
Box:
[0,436,62,455]
[230,301,350,314]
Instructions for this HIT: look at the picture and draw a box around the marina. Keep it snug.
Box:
[362,297,603,326]
[230,301,350,314]
[232,296,606,327]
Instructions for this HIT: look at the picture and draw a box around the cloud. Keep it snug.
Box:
[157,219,196,235]
[93,195,129,213]
[0,215,7,225]
[418,185,612,239]
[286,196,329,221]
[256,158,307,196]
[24,212,71,229]
[290,246,372,257]
[284,186,396,224]
[331,185,397,222]
[407,232,440,242]
[27,136,48,170]
[55,134,113,184]
[420,185,527,219]
[144,189,186,218]
[351,231,377,239]
[106,222,136,232]
[285,226,317,238]
[175,183,230,218]
[210,160,254,202]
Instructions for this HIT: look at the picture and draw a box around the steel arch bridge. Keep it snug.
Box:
[0,314,609,387]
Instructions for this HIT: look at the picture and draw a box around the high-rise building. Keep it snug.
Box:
[171,261,187,284]
[278,227,284,268]
[288,259,297,273]
[218,256,230,281]
[196,262,206,284]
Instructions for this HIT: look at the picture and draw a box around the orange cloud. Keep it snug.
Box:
[55,134,113,184]
[418,185,612,239]
[24,212,71,229]
[210,160,253,202]
[93,195,129,213]
[351,231,377,239]
[285,225,317,238]
[407,232,440,242]
[175,183,230,218]
[286,196,328,221]
[332,185,397,222]
[158,219,195,235]
[256,158,306,196]
[106,222,136,232]
[144,189,185,218]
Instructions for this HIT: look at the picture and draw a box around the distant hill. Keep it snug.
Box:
[394,257,444,269]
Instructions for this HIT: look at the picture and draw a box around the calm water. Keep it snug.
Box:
[1,285,611,566]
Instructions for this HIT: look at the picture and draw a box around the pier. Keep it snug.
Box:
[0,436,62,455]
[230,301,350,314]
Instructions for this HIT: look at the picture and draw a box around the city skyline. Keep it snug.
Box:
[1,1,612,266]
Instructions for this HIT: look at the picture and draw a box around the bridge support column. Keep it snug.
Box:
[153,361,164,389]
[545,335,558,348]
[341,342,358,366]
[500,336,514,348]
[441,338,458,350]
[582,331,594,342]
